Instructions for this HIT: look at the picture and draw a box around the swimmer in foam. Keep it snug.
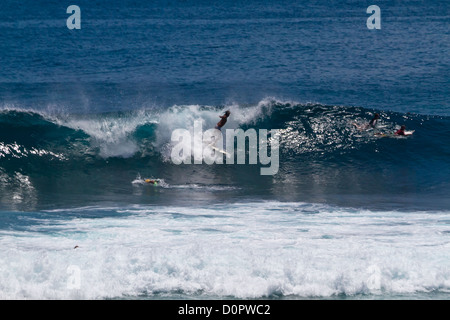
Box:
[145,179,159,185]
[215,110,230,130]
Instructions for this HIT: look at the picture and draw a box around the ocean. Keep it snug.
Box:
[0,0,449,300]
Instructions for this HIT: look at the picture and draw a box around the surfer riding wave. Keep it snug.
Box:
[215,110,230,130]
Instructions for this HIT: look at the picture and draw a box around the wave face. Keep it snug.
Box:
[1,99,450,210]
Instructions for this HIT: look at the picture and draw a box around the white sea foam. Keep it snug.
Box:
[0,202,449,299]
[59,109,157,158]
[0,170,38,211]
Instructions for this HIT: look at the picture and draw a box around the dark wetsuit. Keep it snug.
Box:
[216,115,228,130]
[368,118,378,128]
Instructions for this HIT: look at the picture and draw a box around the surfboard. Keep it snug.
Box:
[145,179,158,185]
[375,130,414,137]
[353,122,386,132]
[210,145,231,156]
[353,123,374,132]
[203,139,231,156]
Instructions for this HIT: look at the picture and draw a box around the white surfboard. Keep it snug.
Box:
[204,139,231,156]
[375,130,415,137]
[210,145,231,156]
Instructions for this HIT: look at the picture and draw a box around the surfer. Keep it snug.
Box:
[145,179,158,185]
[368,113,380,128]
[353,113,380,130]
[395,125,406,135]
[215,110,230,130]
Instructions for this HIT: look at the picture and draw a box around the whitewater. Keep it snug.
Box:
[1,202,449,299]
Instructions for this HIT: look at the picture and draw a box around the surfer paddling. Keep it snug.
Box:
[215,110,230,130]
[395,125,406,135]
[145,179,158,185]
[374,124,414,137]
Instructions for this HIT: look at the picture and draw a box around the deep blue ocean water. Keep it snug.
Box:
[0,0,449,299]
